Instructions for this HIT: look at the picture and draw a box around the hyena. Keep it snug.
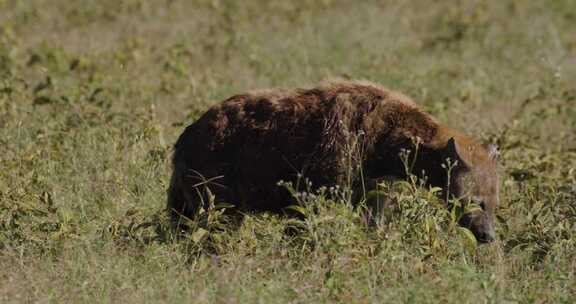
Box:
[168,80,499,242]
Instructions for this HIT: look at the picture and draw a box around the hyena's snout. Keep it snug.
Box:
[459,211,496,243]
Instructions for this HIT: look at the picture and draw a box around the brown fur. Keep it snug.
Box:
[168,80,499,242]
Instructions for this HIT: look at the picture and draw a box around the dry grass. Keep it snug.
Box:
[1,0,575,303]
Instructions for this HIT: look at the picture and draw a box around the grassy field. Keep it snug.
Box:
[1,0,575,302]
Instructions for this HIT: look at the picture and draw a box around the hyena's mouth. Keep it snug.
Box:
[459,213,496,243]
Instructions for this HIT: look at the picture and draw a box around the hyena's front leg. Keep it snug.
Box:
[355,176,401,227]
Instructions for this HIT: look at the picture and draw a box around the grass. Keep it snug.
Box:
[1,0,575,302]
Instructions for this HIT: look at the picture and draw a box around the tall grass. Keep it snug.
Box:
[1,0,575,302]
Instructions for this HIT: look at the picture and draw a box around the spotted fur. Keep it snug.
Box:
[168,80,499,242]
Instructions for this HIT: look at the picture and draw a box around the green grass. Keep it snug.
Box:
[1,0,575,302]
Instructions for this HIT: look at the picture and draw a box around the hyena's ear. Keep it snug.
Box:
[443,137,464,165]
[486,143,500,161]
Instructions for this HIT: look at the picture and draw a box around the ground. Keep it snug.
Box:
[0,1,575,303]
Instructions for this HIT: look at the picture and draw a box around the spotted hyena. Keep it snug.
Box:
[168,80,499,242]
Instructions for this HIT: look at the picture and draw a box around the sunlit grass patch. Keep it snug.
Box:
[1,0,575,302]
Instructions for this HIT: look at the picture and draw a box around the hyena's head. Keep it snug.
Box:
[442,138,500,243]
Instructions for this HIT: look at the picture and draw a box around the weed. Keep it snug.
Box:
[1,0,575,302]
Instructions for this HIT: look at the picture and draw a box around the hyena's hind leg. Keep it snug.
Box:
[167,178,189,218]
[167,160,232,227]
[167,165,198,225]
